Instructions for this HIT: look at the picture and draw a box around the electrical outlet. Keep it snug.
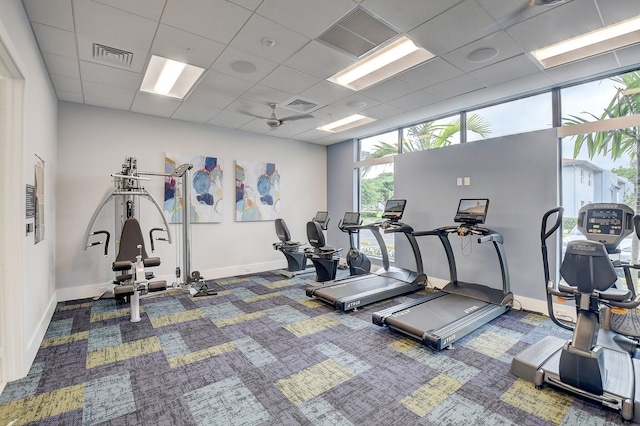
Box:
[456,177,463,186]
[464,177,470,186]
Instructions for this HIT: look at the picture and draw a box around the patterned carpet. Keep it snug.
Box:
[0,270,632,425]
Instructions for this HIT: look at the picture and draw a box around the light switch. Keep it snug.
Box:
[464,177,470,186]
[456,177,463,186]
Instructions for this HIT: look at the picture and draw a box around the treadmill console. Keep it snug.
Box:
[576,203,633,251]
[454,199,489,225]
[382,199,406,221]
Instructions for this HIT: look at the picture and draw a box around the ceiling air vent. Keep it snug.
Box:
[318,6,398,58]
[92,43,133,67]
[282,98,319,114]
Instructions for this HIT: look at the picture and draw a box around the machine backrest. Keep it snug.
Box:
[275,218,292,242]
[560,240,618,293]
[116,218,150,262]
[307,220,327,249]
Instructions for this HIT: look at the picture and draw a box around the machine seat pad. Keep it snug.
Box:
[148,281,167,292]
[114,274,133,283]
[595,288,632,302]
[113,260,133,272]
[114,284,134,298]
[143,257,161,268]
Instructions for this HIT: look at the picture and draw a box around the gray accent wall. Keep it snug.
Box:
[326,139,357,253]
[394,129,559,302]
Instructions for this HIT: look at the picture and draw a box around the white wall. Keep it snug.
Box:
[57,102,327,299]
[0,0,58,380]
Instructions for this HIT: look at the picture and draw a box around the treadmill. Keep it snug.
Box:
[373,198,513,350]
[306,200,428,312]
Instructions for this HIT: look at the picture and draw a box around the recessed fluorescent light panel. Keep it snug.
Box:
[317,114,376,133]
[531,15,640,68]
[140,55,205,99]
[328,36,435,91]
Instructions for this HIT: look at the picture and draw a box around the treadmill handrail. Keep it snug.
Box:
[413,225,510,295]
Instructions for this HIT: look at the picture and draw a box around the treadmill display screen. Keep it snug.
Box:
[382,199,407,220]
[585,208,623,235]
[342,212,360,225]
[314,211,329,225]
[454,199,489,224]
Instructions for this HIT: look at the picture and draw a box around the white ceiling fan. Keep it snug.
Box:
[242,103,314,129]
[496,0,571,29]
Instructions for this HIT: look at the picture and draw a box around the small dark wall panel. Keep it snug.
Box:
[394,129,559,302]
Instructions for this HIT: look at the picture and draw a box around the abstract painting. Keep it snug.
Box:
[236,160,280,221]
[165,153,223,223]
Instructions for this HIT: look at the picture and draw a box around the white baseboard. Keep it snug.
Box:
[22,292,57,379]
[56,260,286,302]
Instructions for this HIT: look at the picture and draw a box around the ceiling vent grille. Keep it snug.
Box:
[318,7,398,57]
[282,98,319,113]
[92,43,133,67]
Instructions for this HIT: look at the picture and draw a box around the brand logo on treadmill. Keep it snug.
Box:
[392,309,411,317]
[346,300,361,309]
[464,305,480,314]
[442,334,456,346]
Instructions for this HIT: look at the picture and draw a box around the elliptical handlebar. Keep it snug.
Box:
[542,207,564,242]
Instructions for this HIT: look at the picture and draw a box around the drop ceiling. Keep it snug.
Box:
[21,0,640,145]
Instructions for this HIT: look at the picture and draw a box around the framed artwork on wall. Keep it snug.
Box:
[165,152,223,223]
[235,160,280,221]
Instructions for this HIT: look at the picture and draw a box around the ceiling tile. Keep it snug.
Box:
[362,102,404,120]
[23,0,73,31]
[259,66,319,94]
[360,0,457,33]
[505,1,601,53]
[197,70,254,97]
[79,60,141,90]
[395,58,462,89]
[92,0,167,21]
[408,1,496,56]
[596,0,640,25]
[442,30,524,73]
[331,93,380,113]
[469,54,540,87]
[229,14,311,63]
[240,85,297,105]
[151,24,226,69]
[284,41,354,80]
[360,78,418,102]
[131,92,182,117]
[544,52,621,85]
[210,46,279,83]
[74,0,157,51]
[424,74,484,100]
[162,0,252,44]
[51,74,82,94]
[187,87,236,109]
[83,81,135,110]
[42,53,80,79]
[299,81,353,107]
[207,110,254,128]
[476,0,554,28]
[228,0,263,11]
[31,22,77,59]
[256,0,357,39]
[388,90,439,111]
[172,102,222,124]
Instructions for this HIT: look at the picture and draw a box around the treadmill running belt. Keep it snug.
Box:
[313,276,404,300]
[385,293,490,335]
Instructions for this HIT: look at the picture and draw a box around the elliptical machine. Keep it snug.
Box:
[338,212,371,276]
[510,203,640,422]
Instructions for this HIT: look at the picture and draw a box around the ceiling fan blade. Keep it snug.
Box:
[279,114,314,123]
[238,110,270,120]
